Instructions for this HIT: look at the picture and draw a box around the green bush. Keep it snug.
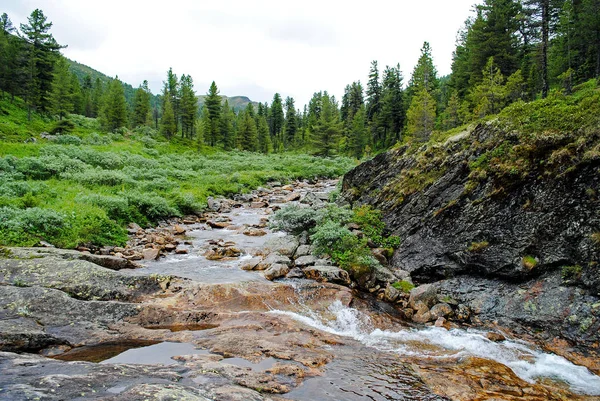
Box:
[53,134,82,145]
[50,119,75,135]
[125,191,179,222]
[392,280,415,293]
[352,205,400,248]
[83,132,112,145]
[270,204,317,234]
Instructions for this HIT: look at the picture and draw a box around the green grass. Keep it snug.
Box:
[392,280,415,293]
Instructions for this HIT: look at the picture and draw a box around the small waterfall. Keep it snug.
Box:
[270,300,600,396]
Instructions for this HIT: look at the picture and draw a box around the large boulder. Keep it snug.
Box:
[409,284,438,309]
[303,266,351,286]
[263,264,290,281]
[263,236,299,257]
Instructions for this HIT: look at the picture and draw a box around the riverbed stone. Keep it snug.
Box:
[256,253,291,270]
[143,248,160,260]
[429,303,453,319]
[294,245,311,258]
[294,255,318,267]
[241,257,262,271]
[284,192,301,202]
[243,228,267,237]
[263,264,290,281]
[263,236,299,257]
[303,265,351,285]
[409,284,438,309]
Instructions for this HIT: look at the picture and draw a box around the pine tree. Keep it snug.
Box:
[160,87,176,138]
[49,57,72,120]
[100,76,128,131]
[204,81,221,146]
[19,9,64,119]
[471,57,506,118]
[132,80,151,128]
[348,106,367,159]
[179,74,198,139]
[269,93,284,142]
[0,13,18,99]
[238,105,258,151]
[406,88,436,142]
[380,64,405,146]
[91,78,104,118]
[257,115,272,153]
[284,96,297,147]
[166,67,180,133]
[311,92,342,157]
[409,42,439,94]
[69,73,84,115]
[366,60,381,123]
[220,100,235,150]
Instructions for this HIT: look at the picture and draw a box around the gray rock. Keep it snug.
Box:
[207,196,221,212]
[409,284,438,309]
[241,257,262,271]
[294,255,318,267]
[263,264,290,281]
[256,252,291,270]
[263,236,299,257]
[384,284,401,302]
[303,266,351,286]
[286,268,305,279]
[294,245,311,258]
[429,303,453,319]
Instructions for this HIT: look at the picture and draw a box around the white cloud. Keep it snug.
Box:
[3,0,477,106]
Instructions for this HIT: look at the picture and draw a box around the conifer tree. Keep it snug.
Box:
[257,115,272,153]
[69,73,84,115]
[238,105,258,151]
[380,64,405,146]
[284,96,297,147]
[269,93,284,141]
[220,100,235,150]
[406,88,436,142]
[49,57,72,120]
[366,60,381,122]
[179,74,198,139]
[471,57,506,118]
[348,106,367,159]
[91,78,104,118]
[160,87,176,138]
[311,92,341,157]
[166,67,180,133]
[132,80,151,128]
[0,13,19,99]
[204,81,221,146]
[100,76,128,131]
[20,9,64,119]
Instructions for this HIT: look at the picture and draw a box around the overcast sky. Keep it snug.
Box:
[4,0,477,107]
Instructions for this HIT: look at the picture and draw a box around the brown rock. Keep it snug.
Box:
[142,248,160,260]
[486,332,506,342]
[251,201,268,208]
[241,257,262,270]
[164,243,177,252]
[264,264,290,281]
[434,317,449,329]
[284,192,301,202]
[371,248,388,265]
[175,248,189,255]
[243,228,267,237]
[173,224,186,235]
[207,220,231,229]
[429,303,453,319]
[409,284,438,309]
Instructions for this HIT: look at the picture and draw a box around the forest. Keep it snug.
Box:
[0,0,599,247]
[1,1,600,157]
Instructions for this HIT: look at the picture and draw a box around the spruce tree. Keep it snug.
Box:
[204,81,222,146]
[311,92,342,157]
[406,88,436,142]
[49,57,72,120]
[132,80,151,128]
[257,115,272,153]
[220,100,234,149]
[238,105,258,151]
[284,96,297,147]
[269,93,284,141]
[179,74,198,139]
[160,87,176,138]
[471,57,506,118]
[69,73,84,115]
[100,76,128,131]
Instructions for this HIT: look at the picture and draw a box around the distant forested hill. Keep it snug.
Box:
[67,59,160,108]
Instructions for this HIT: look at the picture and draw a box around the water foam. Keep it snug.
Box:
[269,301,600,395]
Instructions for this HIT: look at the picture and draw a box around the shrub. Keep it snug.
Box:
[561,265,582,280]
[83,132,112,145]
[172,193,204,215]
[50,119,75,135]
[310,220,356,256]
[140,136,157,148]
[270,204,317,234]
[351,205,400,248]
[63,169,135,187]
[392,280,415,293]
[522,255,538,270]
[125,191,179,222]
[54,134,82,145]
[77,194,132,222]
[315,204,353,225]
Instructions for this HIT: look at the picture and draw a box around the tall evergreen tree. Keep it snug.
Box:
[406,88,436,142]
[284,96,297,147]
[49,56,72,120]
[0,13,19,99]
[132,80,151,128]
[269,93,284,141]
[311,92,341,157]
[166,67,180,133]
[238,105,258,151]
[69,72,83,115]
[257,114,272,153]
[160,86,176,138]
[91,78,104,118]
[100,76,128,131]
[471,57,506,117]
[220,100,235,150]
[204,81,221,146]
[366,60,382,123]
[179,74,198,139]
[380,64,405,146]
[348,105,367,159]
[19,9,64,119]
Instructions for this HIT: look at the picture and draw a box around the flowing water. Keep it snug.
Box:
[111,180,600,400]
